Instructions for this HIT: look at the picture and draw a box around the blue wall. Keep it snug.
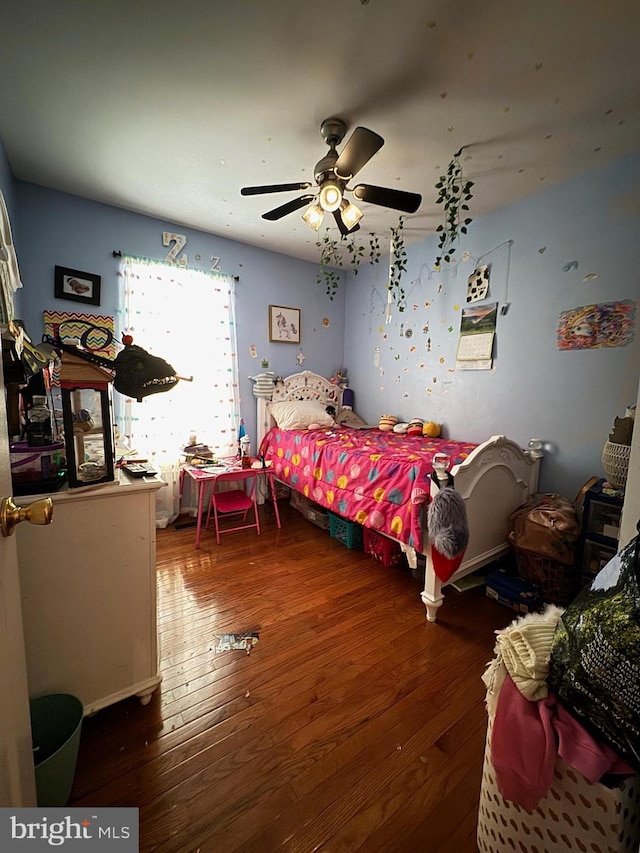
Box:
[344,152,640,498]
[12,182,346,446]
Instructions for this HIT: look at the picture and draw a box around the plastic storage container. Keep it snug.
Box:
[10,441,66,495]
[363,527,404,567]
[328,511,363,549]
[290,490,329,530]
[30,694,83,807]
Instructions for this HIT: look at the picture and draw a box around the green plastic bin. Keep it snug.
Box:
[30,694,83,807]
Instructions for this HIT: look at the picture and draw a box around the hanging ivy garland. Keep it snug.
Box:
[434,148,474,269]
[316,228,384,299]
[388,217,407,311]
[317,232,343,300]
[316,217,407,303]
[346,237,365,273]
[369,233,381,268]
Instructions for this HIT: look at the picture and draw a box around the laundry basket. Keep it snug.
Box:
[477,701,640,852]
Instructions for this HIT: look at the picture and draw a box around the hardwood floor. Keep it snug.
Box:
[69,502,512,852]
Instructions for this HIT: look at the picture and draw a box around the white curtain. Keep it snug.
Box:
[116,256,240,524]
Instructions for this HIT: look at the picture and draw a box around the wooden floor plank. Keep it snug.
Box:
[69,504,511,851]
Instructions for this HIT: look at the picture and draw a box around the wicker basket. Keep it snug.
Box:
[513,546,578,605]
[602,441,631,489]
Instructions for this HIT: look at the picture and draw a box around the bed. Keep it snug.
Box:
[256,371,541,622]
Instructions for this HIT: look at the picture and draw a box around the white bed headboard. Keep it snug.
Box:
[256,370,343,447]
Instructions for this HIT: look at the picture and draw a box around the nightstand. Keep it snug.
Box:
[577,478,624,586]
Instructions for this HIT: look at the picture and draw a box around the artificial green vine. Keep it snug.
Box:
[368,233,381,266]
[434,148,474,269]
[346,237,365,274]
[388,217,407,311]
[317,232,343,300]
[316,228,384,298]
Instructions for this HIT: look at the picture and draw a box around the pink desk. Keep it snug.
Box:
[182,463,281,548]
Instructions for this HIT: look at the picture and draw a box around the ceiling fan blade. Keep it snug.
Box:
[262,195,316,221]
[333,210,361,237]
[353,184,422,213]
[241,182,312,196]
[334,127,384,181]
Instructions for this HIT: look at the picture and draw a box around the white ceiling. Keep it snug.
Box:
[1,0,639,264]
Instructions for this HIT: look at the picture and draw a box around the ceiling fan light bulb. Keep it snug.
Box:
[340,200,363,230]
[302,204,324,231]
[319,181,343,212]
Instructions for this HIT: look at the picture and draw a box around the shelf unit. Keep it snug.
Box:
[577,478,624,586]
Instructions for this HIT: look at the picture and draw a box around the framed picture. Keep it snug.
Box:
[54,265,101,306]
[269,305,301,343]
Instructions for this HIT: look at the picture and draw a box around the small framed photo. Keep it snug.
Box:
[54,265,101,306]
[269,305,301,344]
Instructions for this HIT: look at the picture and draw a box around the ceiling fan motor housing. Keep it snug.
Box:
[314,151,340,185]
[319,117,347,148]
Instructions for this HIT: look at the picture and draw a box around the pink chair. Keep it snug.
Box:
[205,469,261,545]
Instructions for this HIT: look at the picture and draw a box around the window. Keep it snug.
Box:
[116,256,240,463]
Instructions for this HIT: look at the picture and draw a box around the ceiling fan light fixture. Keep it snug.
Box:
[318,180,343,212]
[302,203,325,231]
[340,199,363,231]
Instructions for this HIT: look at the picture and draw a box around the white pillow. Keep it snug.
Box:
[268,400,335,430]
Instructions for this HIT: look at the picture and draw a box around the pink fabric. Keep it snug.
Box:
[554,701,634,783]
[258,426,477,550]
[491,675,635,810]
[492,675,557,810]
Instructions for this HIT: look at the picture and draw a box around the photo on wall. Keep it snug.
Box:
[269,305,300,343]
[54,265,101,306]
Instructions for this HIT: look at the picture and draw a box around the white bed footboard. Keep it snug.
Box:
[421,435,540,622]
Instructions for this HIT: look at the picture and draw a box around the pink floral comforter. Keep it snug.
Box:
[259,427,478,550]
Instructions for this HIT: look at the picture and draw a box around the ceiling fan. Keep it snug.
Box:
[240,118,422,236]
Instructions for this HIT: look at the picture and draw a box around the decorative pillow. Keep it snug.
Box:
[268,400,335,430]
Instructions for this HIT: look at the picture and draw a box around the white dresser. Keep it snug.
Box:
[17,473,164,715]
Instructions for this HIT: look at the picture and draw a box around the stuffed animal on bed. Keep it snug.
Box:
[379,414,398,431]
[423,421,441,438]
[407,418,424,437]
